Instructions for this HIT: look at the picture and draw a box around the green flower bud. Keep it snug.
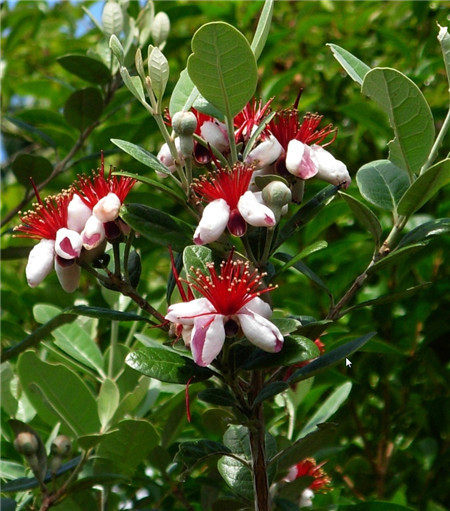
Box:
[262,180,292,208]
[14,432,39,457]
[152,12,170,47]
[172,111,197,136]
[51,435,72,458]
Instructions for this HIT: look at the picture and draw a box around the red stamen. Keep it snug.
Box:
[293,458,331,492]
[234,97,274,142]
[29,177,43,205]
[191,163,254,211]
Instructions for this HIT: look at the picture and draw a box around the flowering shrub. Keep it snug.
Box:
[1,1,449,511]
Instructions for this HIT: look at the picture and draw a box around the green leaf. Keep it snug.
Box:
[327,43,371,85]
[294,318,333,340]
[11,154,53,187]
[340,192,382,246]
[121,203,193,252]
[78,431,117,450]
[183,245,213,280]
[269,423,336,472]
[120,67,146,104]
[95,419,159,475]
[17,351,100,436]
[367,244,426,275]
[187,22,258,117]
[250,0,274,60]
[176,440,231,467]
[113,170,184,203]
[438,25,450,88]
[278,476,315,500]
[125,346,214,384]
[300,382,352,437]
[4,115,57,148]
[64,87,103,131]
[275,241,328,274]
[57,54,111,84]
[148,47,169,100]
[111,138,170,175]
[109,34,124,65]
[9,420,47,483]
[242,335,320,370]
[254,381,289,405]
[361,68,434,175]
[397,159,450,217]
[102,0,123,37]
[198,388,237,407]
[397,218,450,248]
[288,333,375,384]
[270,317,301,335]
[276,185,340,248]
[98,379,120,429]
[253,171,288,191]
[169,68,223,119]
[356,159,410,211]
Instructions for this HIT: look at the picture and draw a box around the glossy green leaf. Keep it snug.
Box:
[121,203,193,252]
[113,171,184,203]
[327,43,371,84]
[63,87,103,131]
[57,54,111,84]
[187,22,257,117]
[397,159,450,217]
[269,423,336,472]
[125,346,214,384]
[98,379,120,429]
[397,218,450,248]
[340,192,382,246]
[12,154,53,187]
[111,139,171,175]
[176,440,231,467]
[278,476,315,500]
[78,431,117,450]
[294,318,333,340]
[356,159,410,211]
[251,0,274,60]
[271,317,301,335]
[253,381,288,405]
[242,335,320,370]
[95,419,159,475]
[288,332,376,383]
[362,68,434,175]
[275,241,328,274]
[300,382,352,437]
[438,25,450,87]
[183,245,213,281]
[17,351,100,436]
[198,388,237,407]
[367,244,426,275]
[253,171,288,191]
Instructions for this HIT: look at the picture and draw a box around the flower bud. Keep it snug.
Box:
[51,435,72,458]
[172,111,197,136]
[152,12,170,47]
[14,432,39,457]
[179,135,194,157]
[262,180,292,209]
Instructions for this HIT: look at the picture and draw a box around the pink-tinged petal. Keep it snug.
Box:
[200,121,229,152]
[25,239,55,287]
[245,135,283,169]
[55,258,80,293]
[55,228,83,259]
[310,145,351,188]
[237,191,276,228]
[286,139,318,179]
[241,296,272,319]
[283,465,299,483]
[81,215,106,250]
[67,195,92,233]
[299,488,315,508]
[157,139,184,177]
[194,199,230,245]
[191,314,226,366]
[237,309,283,353]
[166,298,215,325]
[93,192,121,223]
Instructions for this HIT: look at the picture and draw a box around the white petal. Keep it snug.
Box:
[191,314,226,366]
[55,259,80,293]
[55,228,83,259]
[166,298,214,325]
[67,195,92,233]
[299,488,314,508]
[285,139,318,179]
[194,199,230,245]
[93,192,121,223]
[283,465,299,483]
[237,191,276,228]
[238,310,283,352]
[81,215,106,250]
[157,139,183,176]
[310,145,351,188]
[200,121,229,152]
[245,136,283,169]
[25,239,55,287]
[242,297,272,319]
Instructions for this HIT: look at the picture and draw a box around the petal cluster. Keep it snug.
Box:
[191,164,276,244]
[284,458,331,507]
[165,253,283,366]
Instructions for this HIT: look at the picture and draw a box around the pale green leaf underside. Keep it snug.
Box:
[327,43,370,85]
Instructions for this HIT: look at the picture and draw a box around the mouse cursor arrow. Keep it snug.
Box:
[345,358,352,367]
